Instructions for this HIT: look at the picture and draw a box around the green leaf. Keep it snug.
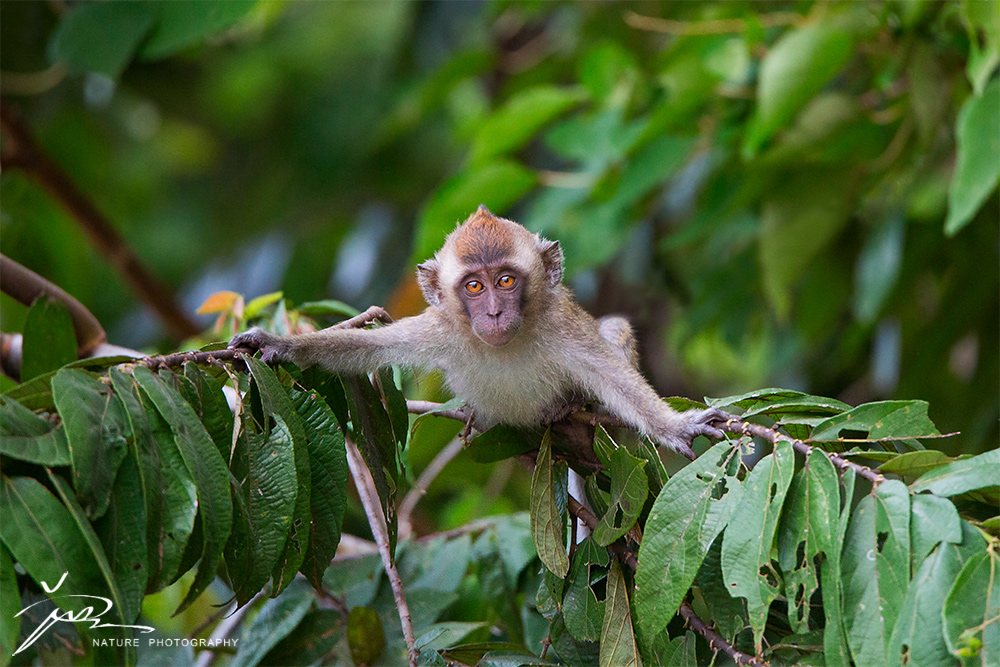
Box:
[821,468,856,667]
[777,449,840,634]
[21,296,77,382]
[600,558,642,667]
[295,299,359,318]
[877,450,959,479]
[93,454,148,623]
[179,363,234,461]
[129,377,197,591]
[415,622,487,652]
[695,536,747,646]
[227,416,297,604]
[470,85,586,165]
[889,543,966,667]
[942,549,1000,661]
[563,537,609,642]
[231,579,315,667]
[743,24,855,156]
[810,400,939,442]
[634,442,742,639]
[48,1,155,76]
[133,366,232,612]
[841,480,911,666]
[946,78,1000,235]
[529,429,569,578]
[243,357,311,594]
[412,160,537,263]
[909,448,1000,497]
[909,494,961,569]
[139,0,258,60]
[607,135,695,209]
[289,389,349,590]
[0,396,71,465]
[52,368,129,518]
[244,291,283,319]
[721,439,795,650]
[45,470,136,660]
[0,477,121,652]
[347,606,386,667]
[591,429,647,547]
[0,546,18,666]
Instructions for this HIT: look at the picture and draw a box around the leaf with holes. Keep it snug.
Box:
[721,439,795,650]
[592,429,647,547]
[810,400,939,442]
[841,480,910,666]
[634,442,742,639]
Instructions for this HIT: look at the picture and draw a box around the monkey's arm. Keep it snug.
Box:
[572,345,725,458]
[229,312,441,374]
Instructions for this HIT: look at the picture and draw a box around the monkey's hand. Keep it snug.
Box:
[229,327,293,365]
[656,407,729,459]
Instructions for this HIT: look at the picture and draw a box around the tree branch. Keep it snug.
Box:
[0,100,199,341]
[345,436,419,667]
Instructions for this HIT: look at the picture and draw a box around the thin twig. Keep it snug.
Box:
[138,348,237,369]
[345,436,419,667]
[0,100,199,341]
[405,399,469,423]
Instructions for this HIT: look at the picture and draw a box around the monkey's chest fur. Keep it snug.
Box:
[437,337,573,428]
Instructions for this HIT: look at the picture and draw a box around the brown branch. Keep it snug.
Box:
[624,9,802,35]
[137,348,237,369]
[724,418,884,486]
[345,436,418,667]
[0,100,199,341]
[565,495,766,667]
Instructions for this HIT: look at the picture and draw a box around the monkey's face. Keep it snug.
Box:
[457,267,525,346]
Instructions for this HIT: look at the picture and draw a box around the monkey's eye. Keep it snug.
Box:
[496,275,515,289]
[465,280,484,294]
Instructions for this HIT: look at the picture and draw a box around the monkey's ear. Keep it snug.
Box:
[416,260,443,307]
[539,239,564,286]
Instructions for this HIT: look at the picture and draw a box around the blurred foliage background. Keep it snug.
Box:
[1,0,997,461]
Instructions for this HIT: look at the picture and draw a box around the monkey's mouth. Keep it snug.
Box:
[474,322,520,347]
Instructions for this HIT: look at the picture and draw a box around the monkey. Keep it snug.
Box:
[229,206,726,458]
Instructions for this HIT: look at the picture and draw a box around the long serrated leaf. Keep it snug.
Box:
[289,389,348,589]
[133,366,232,613]
[109,368,167,591]
[92,454,148,623]
[530,429,569,578]
[822,467,856,667]
[21,296,77,382]
[52,368,129,518]
[634,442,742,639]
[721,439,795,650]
[180,363,234,461]
[600,558,642,667]
[242,357,311,594]
[841,480,910,666]
[910,494,961,570]
[344,374,400,560]
[228,417,297,604]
